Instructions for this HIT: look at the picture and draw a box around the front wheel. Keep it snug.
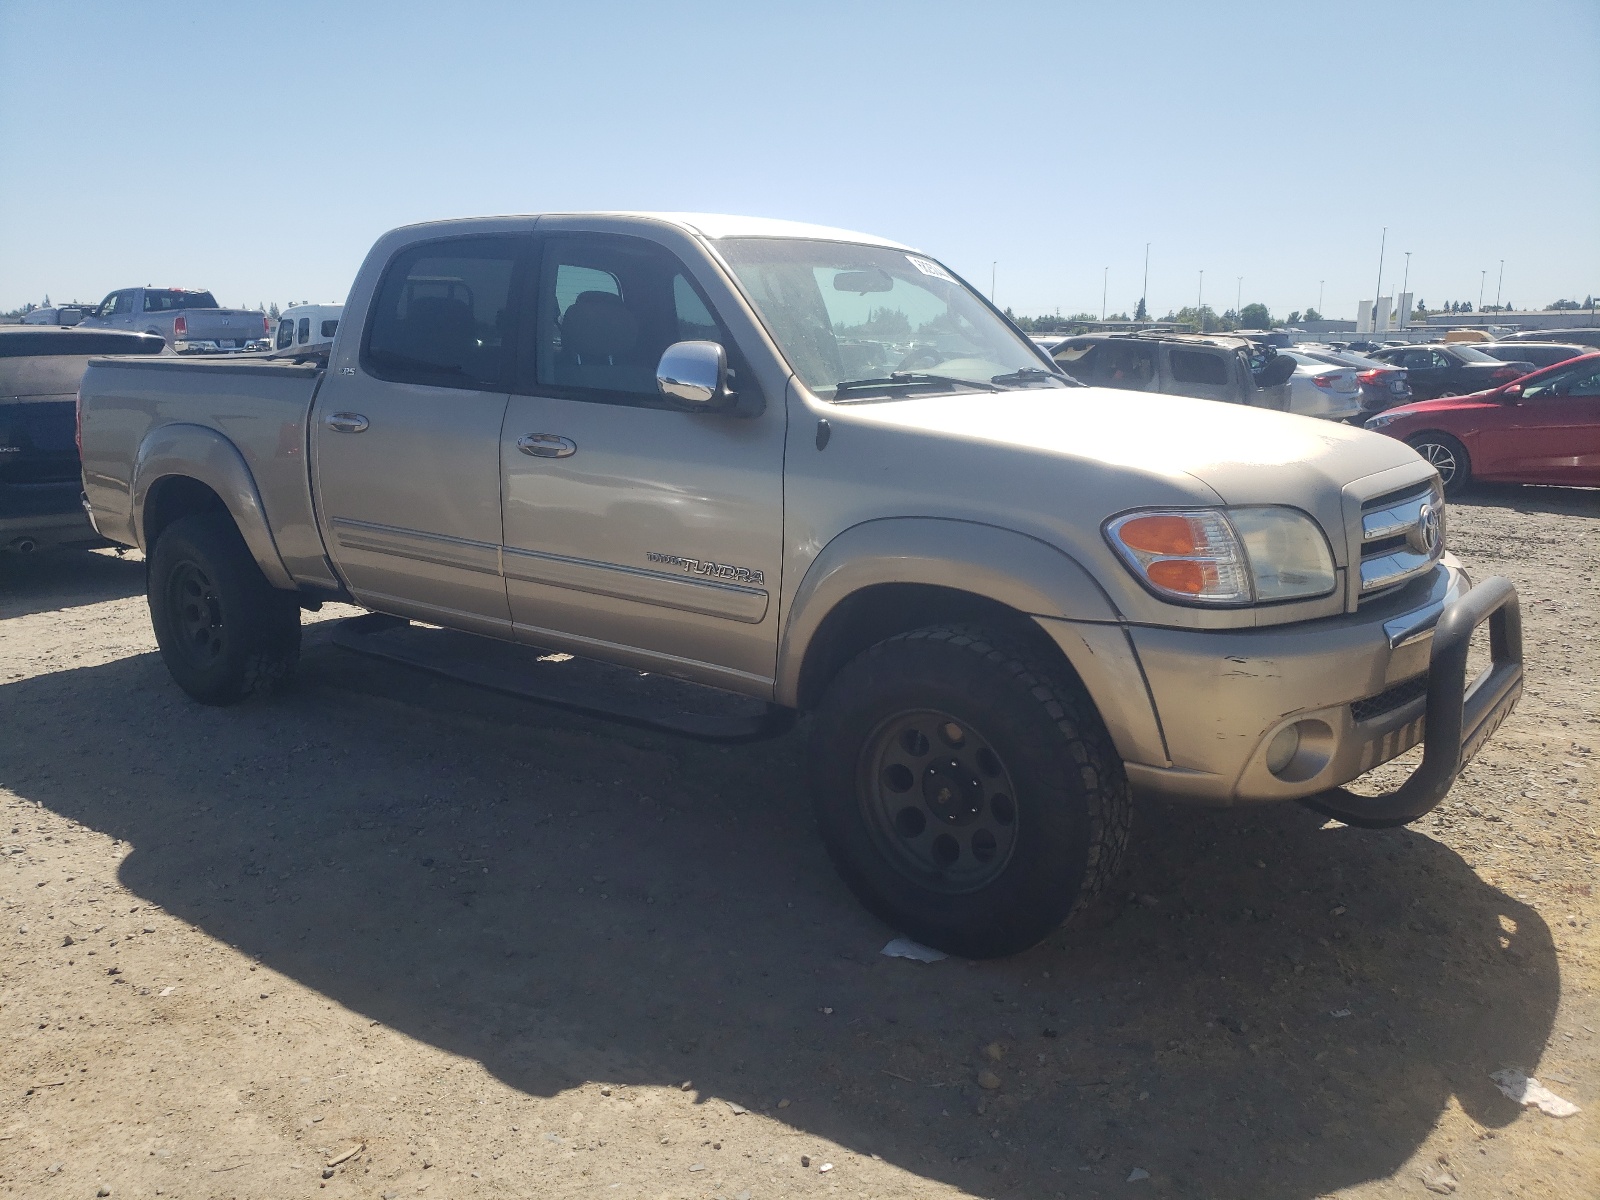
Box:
[1406,431,1472,496]
[148,513,302,705]
[809,626,1131,958]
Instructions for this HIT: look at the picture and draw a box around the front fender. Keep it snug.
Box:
[775,517,1122,706]
[133,423,295,590]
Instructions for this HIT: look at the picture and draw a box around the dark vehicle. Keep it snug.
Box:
[1293,347,1412,414]
[1369,343,1533,400]
[1344,340,1383,354]
[1477,342,1588,371]
[1504,327,1600,349]
[1,327,166,553]
[1366,353,1600,495]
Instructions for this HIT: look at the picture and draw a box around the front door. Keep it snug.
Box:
[499,231,786,694]
[1484,360,1600,483]
[310,235,524,634]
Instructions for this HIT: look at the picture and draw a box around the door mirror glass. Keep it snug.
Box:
[657,340,731,408]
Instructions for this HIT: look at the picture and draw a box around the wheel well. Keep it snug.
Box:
[142,475,229,551]
[794,583,1079,711]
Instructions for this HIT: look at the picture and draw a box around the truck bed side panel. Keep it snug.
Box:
[79,358,335,587]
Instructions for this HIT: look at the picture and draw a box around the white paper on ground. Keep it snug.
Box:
[880,937,948,963]
[1489,1069,1581,1117]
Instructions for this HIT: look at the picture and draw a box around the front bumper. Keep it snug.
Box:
[1062,557,1519,818]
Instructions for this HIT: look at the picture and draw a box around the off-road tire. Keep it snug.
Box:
[1406,431,1472,496]
[148,512,301,705]
[810,625,1132,958]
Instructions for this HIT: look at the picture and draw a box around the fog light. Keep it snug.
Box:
[1265,724,1301,776]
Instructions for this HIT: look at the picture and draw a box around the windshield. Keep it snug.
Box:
[715,238,1059,398]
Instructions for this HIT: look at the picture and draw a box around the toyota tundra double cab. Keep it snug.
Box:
[77,213,1524,957]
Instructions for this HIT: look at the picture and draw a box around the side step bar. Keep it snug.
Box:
[329,613,795,744]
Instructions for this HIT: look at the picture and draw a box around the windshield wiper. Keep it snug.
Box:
[990,367,1075,387]
[832,371,1001,400]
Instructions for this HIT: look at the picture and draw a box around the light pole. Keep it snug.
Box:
[1102,267,1109,321]
[1236,276,1243,323]
[1197,270,1204,331]
[1479,270,1486,314]
[1494,259,1504,313]
[1142,242,1150,321]
[1400,251,1411,329]
[1372,227,1387,334]
[990,261,996,304]
[1318,280,1324,322]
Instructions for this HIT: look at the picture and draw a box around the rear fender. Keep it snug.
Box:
[133,423,295,589]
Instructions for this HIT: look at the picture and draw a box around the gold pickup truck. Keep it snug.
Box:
[78,213,1523,957]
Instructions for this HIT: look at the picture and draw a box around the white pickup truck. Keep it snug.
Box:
[78,213,1523,957]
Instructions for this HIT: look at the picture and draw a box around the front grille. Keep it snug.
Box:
[1351,672,1429,722]
[1357,482,1444,601]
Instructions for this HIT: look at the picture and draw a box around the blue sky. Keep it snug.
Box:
[2,0,1596,320]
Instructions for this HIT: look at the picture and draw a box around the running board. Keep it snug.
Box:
[329,613,794,744]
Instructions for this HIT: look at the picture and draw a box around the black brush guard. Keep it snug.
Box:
[1304,575,1523,829]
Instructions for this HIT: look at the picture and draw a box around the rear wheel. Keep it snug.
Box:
[148,513,301,705]
[809,625,1131,958]
[1406,432,1471,496]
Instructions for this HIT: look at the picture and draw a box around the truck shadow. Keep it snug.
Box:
[0,639,1558,1198]
[0,547,145,619]
[1452,482,1599,518]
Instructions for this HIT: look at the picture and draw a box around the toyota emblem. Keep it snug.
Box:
[1408,501,1442,555]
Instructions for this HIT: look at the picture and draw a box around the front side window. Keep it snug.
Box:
[531,235,732,404]
[1526,363,1600,399]
[715,238,1056,398]
[364,237,519,389]
[297,317,311,344]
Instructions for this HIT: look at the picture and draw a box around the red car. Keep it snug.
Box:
[1364,352,1600,495]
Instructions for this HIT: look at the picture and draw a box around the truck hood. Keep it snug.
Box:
[841,386,1424,506]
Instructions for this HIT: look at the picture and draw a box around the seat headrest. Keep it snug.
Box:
[562,290,639,361]
[405,296,475,370]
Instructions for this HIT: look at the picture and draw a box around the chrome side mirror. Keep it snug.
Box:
[657,340,731,409]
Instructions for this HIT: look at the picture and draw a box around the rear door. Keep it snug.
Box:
[1395,348,1449,397]
[498,228,786,692]
[310,235,525,634]
[1160,345,1239,404]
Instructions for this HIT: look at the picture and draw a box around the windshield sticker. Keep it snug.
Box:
[906,255,956,283]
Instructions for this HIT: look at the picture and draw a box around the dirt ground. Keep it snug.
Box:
[1,483,1596,1200]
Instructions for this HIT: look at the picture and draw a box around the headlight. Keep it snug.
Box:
[1365,412,1399,429]
[1105,507,1337,606]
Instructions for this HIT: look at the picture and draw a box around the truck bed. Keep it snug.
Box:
[78,356,329,580]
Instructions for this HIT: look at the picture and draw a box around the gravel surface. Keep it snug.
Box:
[1,483,1595,1199]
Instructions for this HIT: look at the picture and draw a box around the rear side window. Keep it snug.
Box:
[364,238,521,389]
[297,317,310,344]
[276,319,294,350]
[320,319,339,338]
[1169,348,1229,385]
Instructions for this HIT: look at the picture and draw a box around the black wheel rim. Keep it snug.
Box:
[169,560,225,667]
[858,709,1019,893]
[1415,441,1458,483]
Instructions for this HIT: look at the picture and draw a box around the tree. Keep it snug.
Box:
[1413,299,1427,317]
[1134,297,1148,322]
[1239,302,1271,329]
[268,302,281,321]
[1304,307,1322,322]
[1286,311,1301,325]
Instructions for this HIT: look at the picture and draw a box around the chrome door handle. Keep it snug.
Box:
[325,412,369,433]
[517,433,576,458]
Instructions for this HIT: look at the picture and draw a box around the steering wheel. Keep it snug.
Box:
[895,347,948,372]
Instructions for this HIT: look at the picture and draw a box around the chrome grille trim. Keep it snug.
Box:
[1357,482,1445,599]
